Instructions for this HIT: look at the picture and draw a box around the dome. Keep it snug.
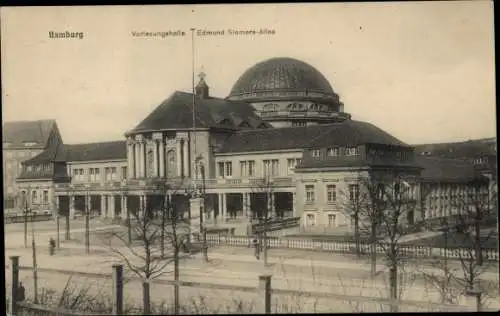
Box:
[228,57,337,100]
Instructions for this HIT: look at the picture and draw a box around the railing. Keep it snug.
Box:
[204,234,499,261]
[252,217,300,234]
[56,176,296,191]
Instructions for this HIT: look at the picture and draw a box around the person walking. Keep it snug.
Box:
[252,235,260,260]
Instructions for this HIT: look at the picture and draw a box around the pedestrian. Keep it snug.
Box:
[49,237,56,256]
[17,282,25,302]
[252,235,260,260]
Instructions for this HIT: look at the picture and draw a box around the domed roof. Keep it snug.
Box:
[228,57,336,99]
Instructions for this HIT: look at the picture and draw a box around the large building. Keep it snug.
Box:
[6,57,495,234]
[2,120,64,210]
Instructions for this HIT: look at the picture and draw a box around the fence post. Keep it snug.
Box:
[259,275,272,314]
[10,256,19,316]
[112,264,123,315]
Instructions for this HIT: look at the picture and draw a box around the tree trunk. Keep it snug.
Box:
[174,248,180,315]
[142,281,150,315]
[202,227,208,262]
[161,208,165,258]
[370,222,377,276]
[65,214,70,240]
[263,218,268,267]
[32,238,38,303]
[127,215,132,245]
[389,265,398,312]
[354,214,360,257]
[475,221,483,266]
[24,213,28,248]
[85,213,90,254]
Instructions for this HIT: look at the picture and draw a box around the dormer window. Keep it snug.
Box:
[345,147,359,156]
[327,147,339,157]
[312,149,321,158]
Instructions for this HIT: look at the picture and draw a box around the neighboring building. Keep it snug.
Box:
[2,119,63,210]
[9,57,495,234]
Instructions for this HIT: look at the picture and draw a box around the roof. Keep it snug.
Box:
[65,141,127,162]
[228,57,335,97]
[414,138,496,159]
[218,120,408,154]
[2,119,55,148]
[415,156,479,182]
[128,91,271,134]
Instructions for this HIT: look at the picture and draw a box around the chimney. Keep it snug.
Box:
[195,71,209,99]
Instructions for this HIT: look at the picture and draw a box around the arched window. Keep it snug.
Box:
[166,150,176,177]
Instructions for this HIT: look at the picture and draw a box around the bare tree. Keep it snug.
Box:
[103,180,190,315]
[339,182,369,258]
[249,176,277,267]
[355,170,421,312]
[450,176,498,311]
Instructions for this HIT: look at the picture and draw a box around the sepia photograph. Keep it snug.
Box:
[1,2,498,314]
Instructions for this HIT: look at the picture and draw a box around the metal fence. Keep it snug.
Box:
[205,234,499,261]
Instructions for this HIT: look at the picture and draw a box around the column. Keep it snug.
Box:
[183,139,190,177]
[140,141,146,178]
[176,139,183,177]
[247,193,253,219]
[222,193,227,222]
[292,192,297,217]
[139,195,146,218]
[69,195,76,219]
[53,195,60,219]
[159,138,165,178]
[153,139,159,178]
[127,141,134,179]
[242,193,247,218]
[85,195,92,215]
[121,195,128,220]
[134,142,140,178]
[270,193,276,219]
[217,193,223,221]
[101,195,107,218]
[109,195,116,219]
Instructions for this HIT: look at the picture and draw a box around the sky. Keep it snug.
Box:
[1,2,496,145]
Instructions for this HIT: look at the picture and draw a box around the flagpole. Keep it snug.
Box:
[190,28,197,195]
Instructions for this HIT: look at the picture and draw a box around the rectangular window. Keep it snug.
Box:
[263,160,271,177]
[305,185,315,203]
[111,167,117,180]
[240,161,247,177]
[312,149,321,158]
[31,191,38,204]
[225,162,232,177]
[248,160,255,177]
[240,160,256,177]
[327,184,337,203]
[218,162,225,178]
[327,147,339,157]
[349,184,360,202]
[121,166,127,180]
[328,214,336,227]
[306,213,316,226]
[287,158,296,175]
[43,190,49,204]
[346,147,359,156]
[271,159,279,176]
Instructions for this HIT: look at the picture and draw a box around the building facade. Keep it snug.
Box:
[9,57,495,234]
[2,119,63,210]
